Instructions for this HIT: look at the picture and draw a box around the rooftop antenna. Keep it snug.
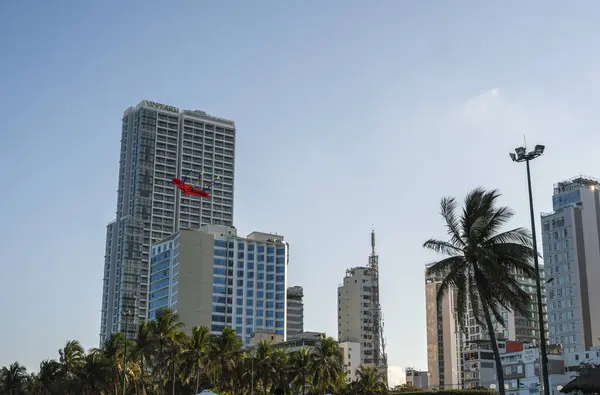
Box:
[369,228,387,383]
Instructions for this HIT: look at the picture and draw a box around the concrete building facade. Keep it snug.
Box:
[148,225,288,345]
[100,100,235,343]
[338,267,377,366]
[286,286,304,338]
[425,271,462,389]
[541,175,600,353]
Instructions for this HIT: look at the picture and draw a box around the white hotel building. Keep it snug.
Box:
[149,225,289,345]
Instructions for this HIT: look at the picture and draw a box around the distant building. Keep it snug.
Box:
[337,232,387,381]
[148,225,288,345]
[425,271,461,389]
[405,368,429,389]
[541,175,600,352]
[338,267,381,365]
[339,341,361,382]
[249,331,283,346]
[287,286,304,338]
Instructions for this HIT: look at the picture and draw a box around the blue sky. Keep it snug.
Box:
[2,0,600,386]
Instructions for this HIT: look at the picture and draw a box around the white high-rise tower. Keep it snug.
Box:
[337,231,387,380]
[100,100,236,343]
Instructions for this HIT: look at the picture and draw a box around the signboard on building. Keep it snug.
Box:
[521,348,538,364]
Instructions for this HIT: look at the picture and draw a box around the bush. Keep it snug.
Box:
[392,391,495,395]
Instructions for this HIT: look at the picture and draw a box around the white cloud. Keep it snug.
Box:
[387,365,406,387]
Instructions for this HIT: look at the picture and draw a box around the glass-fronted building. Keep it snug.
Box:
[149,225,288,345]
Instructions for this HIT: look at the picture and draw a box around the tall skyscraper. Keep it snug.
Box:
[286,286,304,338]
[337,232,387,379]
[541,175,600,353]
[100,100,236,343]
[148,225,288,345]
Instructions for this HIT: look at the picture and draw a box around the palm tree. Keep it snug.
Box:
[353,365,387,395]
[206,327,243,393]
[255,340,275,394]
[134,320,152,393]
[78,350,111,395]
[310,335,345,395]
[149,307,185,394]
[291,348,311,395]
[424,188,537,395]
[59,340,85,393]
[182,325,210,394]
[36,359,62,395]
[0,362,29,395]
[271,348,290,394]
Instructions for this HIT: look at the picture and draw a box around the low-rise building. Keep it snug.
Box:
[405,368,429,389]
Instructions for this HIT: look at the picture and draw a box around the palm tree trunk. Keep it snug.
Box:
[171,360,176,395]
[482,300,506,395]
[195,367,200,394]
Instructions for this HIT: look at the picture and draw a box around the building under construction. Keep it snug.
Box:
[337,230,388,381]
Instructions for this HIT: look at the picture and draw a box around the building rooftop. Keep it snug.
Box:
[554,175,600,194]
[128,100,235,126]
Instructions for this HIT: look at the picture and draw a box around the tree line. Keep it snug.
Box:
[0,308,390,395]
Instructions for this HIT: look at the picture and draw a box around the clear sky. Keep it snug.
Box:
[2,0,600,386]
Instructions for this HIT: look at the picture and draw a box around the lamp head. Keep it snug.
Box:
[509,153,517,162]
[534,144,545,155]
[515,146,526,156]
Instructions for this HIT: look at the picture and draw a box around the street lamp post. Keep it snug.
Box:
[509,144,550,395]
[122,309,132,395]
[121,293,136,395]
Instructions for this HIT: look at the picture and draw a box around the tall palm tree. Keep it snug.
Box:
[0,362,28,395]
[206,327,243,393]
[182,325,210,394]
[78,350,110,395]
[149,307,185,394]
[135,320,152,393]
[310,335,345,395]
[353,365,387,395]
[59,340,85,393]
[424,188,537,395]
[35,359,63,395]
[255,340,275,394]
[291,348,311,395]
[271,348,290,394]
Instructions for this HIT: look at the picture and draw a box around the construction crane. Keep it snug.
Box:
[369,229,388,382]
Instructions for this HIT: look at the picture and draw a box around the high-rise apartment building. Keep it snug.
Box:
[541,175,600,353]
[149,225,288,345]
[337,232,387,380]
[286,286,304,338]
[100,100,236,343]
[338,267,377,365]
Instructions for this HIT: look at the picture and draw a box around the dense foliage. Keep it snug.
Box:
[0,308,388,395]
[391,392,494,395]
